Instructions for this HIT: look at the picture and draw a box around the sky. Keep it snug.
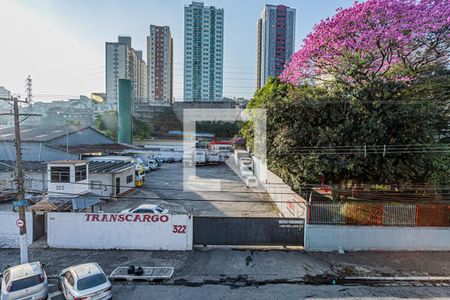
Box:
[0,0,355,102]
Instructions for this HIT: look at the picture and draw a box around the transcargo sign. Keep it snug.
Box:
[85,213,169,223]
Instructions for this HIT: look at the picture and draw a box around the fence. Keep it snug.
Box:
[309,203,450,227]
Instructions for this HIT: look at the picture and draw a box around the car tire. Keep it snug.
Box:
[135,267,144,276]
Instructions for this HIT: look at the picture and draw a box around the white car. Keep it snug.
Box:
[59,263,112,300]
[120,204,168,214]
[147,159,159,171]
[1,262,48,300]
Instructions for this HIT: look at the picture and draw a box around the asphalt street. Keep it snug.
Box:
[110,284,450,300]
[1,248,450,299]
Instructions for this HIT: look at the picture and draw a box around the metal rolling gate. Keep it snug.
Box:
[193,217,304,246]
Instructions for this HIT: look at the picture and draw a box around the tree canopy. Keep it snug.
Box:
[243,0,450,190]
[281,0,450,86]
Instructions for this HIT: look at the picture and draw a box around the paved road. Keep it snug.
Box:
[110,284,450,299]
[101,162,279,217]
[1,248,449,299]
[42,283,450,299]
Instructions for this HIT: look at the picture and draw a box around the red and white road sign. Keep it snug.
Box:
[16,219,25,228]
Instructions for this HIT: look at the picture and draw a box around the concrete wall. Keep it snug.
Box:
[305,225,450,251]
[89,167,134,196]
[89,173,113,196]
[0,212,33,248]
[114,167,135,195]
[252,157,306,218]
[47,212,193,250]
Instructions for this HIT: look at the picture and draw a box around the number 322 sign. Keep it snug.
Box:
[173,225,186,233]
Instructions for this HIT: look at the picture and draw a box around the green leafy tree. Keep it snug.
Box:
[95,111,154,141]
[242,71,450,190]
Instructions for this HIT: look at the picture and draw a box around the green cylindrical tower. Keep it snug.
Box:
[118,79,132,144]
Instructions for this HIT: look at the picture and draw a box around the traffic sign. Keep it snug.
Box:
[16,219,25,228]
[13,200,28,208]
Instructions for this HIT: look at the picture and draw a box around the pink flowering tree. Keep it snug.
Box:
[281,0,450,85]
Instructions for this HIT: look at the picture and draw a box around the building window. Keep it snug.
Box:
[90,180,102,190]
[75,165,87,182]
[126,175,133,184]
[50,167,70,183]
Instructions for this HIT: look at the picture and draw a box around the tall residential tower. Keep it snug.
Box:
[184,2,224,102]
[147,25,173,103]
[106,36,147,105]
[256,5,296,89]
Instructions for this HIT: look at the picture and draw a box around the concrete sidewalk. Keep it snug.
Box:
[0,248,449,284]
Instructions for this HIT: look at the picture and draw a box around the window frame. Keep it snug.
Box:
[75,165,87,182]
[126,175,133,184]
[90,180,102,190]
[50,166,70,183]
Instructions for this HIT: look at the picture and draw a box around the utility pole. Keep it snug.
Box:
[13,97,28,264]
[0,96,40,264]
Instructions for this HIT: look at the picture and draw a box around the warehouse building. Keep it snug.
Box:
[0,125,133,161]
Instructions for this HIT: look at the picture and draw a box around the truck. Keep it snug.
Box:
[208,151,220,164]
[209,141,233,160]
[195,150,207,165]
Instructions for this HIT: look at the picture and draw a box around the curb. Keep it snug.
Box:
[344,276,450,281]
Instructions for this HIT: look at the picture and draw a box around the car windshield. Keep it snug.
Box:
[155,207,164,213]
[77,273,107,291]
[10,275,42,291]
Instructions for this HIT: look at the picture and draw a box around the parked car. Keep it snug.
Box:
[1,262,48,300]
[59,263,112,300]
[147,159,159,171]
[120,204,168,214]
[153,157,163,168]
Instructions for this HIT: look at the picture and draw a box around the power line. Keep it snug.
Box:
[25,189,306,205]
[22,177,299,195]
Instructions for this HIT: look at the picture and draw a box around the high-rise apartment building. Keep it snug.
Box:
[184,2,224,102]
[147,25,173,103]
[135,50,148,102]
[106,36,147,105]
[256,5,296,89]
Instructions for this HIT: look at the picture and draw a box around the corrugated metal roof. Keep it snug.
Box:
[0,125,89,142]
[0,161,45,172]
[29,193,104,212]
[87,161,135,173]
[48,143,135,154]
[0,160,134,174]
